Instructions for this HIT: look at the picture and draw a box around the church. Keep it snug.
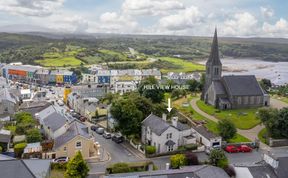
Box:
[202,29,270,110]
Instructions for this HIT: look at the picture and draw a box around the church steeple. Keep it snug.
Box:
[207,28,221,65]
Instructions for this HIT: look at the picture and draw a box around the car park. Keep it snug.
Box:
[96,127,105,135]
[225,145,239,153]
[103,131,112,139]
[52,157,69,163]
[112,134,124,143]
[238,145,252,152]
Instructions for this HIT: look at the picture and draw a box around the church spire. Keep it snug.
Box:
[207,28,221,65]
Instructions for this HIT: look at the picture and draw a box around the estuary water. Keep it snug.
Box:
[198,58,288,86]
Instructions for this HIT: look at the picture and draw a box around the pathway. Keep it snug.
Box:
[270,98,288,109]
[190,98,270,150]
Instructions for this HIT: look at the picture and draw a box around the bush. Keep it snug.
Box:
[209,149,229,169]
[184,144,198,151]
[110,163,131,174]
[14,142,27,158]
[65,151,89,178]
[145,146,156,155]
[51,162,67,170]
[26,129,42,143]
[170,154,187,169]
[0,146,2,153]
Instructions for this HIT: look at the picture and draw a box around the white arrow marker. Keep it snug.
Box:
[167,98,172,112]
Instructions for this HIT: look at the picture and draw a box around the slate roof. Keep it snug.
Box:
[0,88,16,104]
[42,112,67,132]
[175,122,190,131]
[142,114,170,136]
[222,75,264,96]
[248,164,277,178]
[105,165,229,178]
[23,159,51,178]
[212,81,226,95]
[53,120,91,149]
[275,157,288,178]
[20,101,51,116]
[192,125,218,140]
[0,132,11,143]
[0,154,15,161]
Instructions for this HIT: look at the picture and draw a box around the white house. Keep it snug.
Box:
[114,81,137,95]
[141,114,196,153]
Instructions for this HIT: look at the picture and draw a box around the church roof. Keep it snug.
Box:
[212,81,226,95]
[222,75,264,96]
[206,28,222,66]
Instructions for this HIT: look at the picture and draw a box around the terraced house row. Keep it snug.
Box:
[0,63,77,84]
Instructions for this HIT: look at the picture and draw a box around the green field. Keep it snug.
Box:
[159,57,205,73]
[196,100,260,130]
[272,95,288,104]
[173,96,250,143]
[99,49,130,61]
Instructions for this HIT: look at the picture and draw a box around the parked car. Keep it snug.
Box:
[90,125,99,132]
[96,127,105,135]
[238,145,252,152]
[103,131,112,139]
[225,145,239,153]
[112,134,124,143]
[52,157,69,163]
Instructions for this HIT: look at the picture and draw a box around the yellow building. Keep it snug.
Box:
[56,75,64,83]
[63,86,72,104]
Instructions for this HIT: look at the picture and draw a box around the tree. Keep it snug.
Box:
[138,76,164,103]
[209,149,228,168]
[185,152,199,165]
[186,79,201,92]
[65,151,89,178]
[259,79,272,92]
[171,89,183,99]
[217,119,237,140]
[145,146,156,155]
[110,98,143,136]
[110,163,131,174]
[14,143,27,158]
[170,154,187,169]
[26,129,42,143]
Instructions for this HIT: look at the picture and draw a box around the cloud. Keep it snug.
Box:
[262,18,288,37]
[96,12,139,33]
[222,12,258,36]
[260,6,274,19]
[0,0,64,16]
[122,0,184,16]
[158,6,203,31]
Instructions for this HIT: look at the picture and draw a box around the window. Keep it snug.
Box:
[168,145,174,152]
[63,147,67,152]
[76,141,82,148]
[214,67,219,75]
[166,133,172,139]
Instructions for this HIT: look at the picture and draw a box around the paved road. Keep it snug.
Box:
[270,98,288,109]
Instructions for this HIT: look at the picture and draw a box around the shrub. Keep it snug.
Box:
[209,149,229,169]
[218,119,237,140]
[184,144,198,151]
[14,142,27,158]
[0,146,2,153]
[51,162,67,170]
[145,146,156,155]
[26,129,42,143]
[111,163,131,174]
[65,151,89,178]
[170,154,187,169]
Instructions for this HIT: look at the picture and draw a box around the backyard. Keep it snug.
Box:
[173,96,250,143]
[196,100,261,130]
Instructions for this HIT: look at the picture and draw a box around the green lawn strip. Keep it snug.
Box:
[173,97,251,143]
[35,57,83,67]
[158,57,205,73]
[258,128,268,144]
[196,100,260,130]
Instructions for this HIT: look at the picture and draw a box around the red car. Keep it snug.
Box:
[238,145,252,152]
[225,145,239,153]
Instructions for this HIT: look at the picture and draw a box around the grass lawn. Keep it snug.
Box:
[35,57,82,67]
[159,57,205,73]
[173,96,251,143]
[196,100,260,130]
[50,169,65,178]
[258,128,268,144]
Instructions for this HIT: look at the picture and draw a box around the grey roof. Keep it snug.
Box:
[212,81,226,95]
[165,140,176,146]
[105,165,229,178]
[222,75,264,96]
[53,120,91,149]
[0,160,36,178]
[50,70,73,75]
[142,114,170,136]
[0,154,15,161]
[275,157,288,178]
[0,88,16,104]
[206,29,222,66]
[248,164,277,178]
[192,125,218,140]
[20,101,51,116]
[42,112,67,132]
[0,133,11,143]
[175,121,190,131]
[35,69,50,75]
[23,159,51,178]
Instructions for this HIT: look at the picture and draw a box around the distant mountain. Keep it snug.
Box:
[0,24,54,33]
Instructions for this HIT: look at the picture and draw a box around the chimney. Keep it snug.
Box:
[172,117,178,127]
[162,113,167,122]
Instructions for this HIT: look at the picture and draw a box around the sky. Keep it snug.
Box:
[0,0,287,37]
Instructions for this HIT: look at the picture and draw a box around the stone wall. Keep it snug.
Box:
[269,138,288,147]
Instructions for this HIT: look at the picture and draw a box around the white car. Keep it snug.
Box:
[52,157,69,163]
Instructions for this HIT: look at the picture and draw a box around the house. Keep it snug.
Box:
[0,127,11,152]
[202,29,269,109]
[20,89,31,100]
[41,112,68,139]
[0,159,51,178]
[0,76,9,88]
[49,120,97,160]
[19,101,51,117]
[114,81,137,94]
[191,124,221,148]
[141,114,196,153]
[23,142,42,159]
[0,88,19,115]
[35,69,50,85]
[105,165,230,178]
